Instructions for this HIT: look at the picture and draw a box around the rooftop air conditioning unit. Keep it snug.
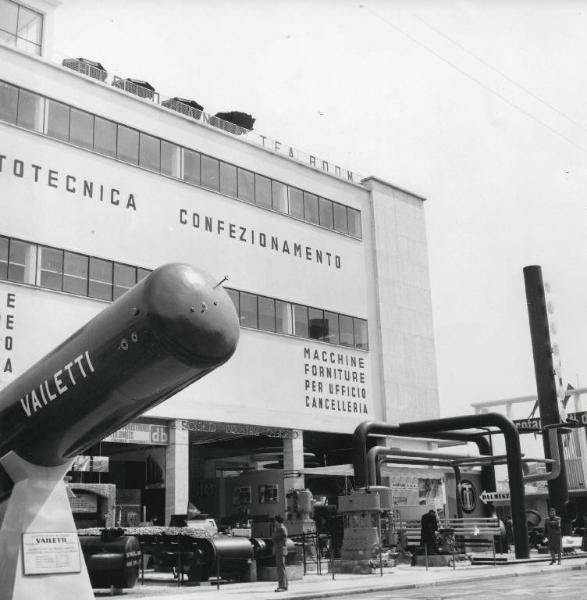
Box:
[111,77,158,102]
[62,58,107,82]
[213,111,255,135]
[161,97,204,120]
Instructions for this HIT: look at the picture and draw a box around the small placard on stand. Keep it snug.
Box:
[22,532,81,575]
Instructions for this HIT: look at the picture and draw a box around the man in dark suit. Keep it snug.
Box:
[272,515,288,592]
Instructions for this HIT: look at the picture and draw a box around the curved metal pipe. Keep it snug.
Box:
[352,413,528,559]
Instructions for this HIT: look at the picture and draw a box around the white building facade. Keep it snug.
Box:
[0,0,440,527]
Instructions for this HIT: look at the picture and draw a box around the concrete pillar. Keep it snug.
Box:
[165,419,189,526]
[282,430,305,507]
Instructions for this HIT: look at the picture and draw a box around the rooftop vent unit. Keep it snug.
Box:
[62,58,107,82]
[111,76,159,102]
[213,111,255,135]
[161,97,204,120]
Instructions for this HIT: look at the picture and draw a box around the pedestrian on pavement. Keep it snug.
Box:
[272,514,288,592]
[420,509,439,554]
[544,507,562,565]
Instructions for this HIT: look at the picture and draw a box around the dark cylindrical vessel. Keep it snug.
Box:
[80,535,141,589]
[0,263,239,466]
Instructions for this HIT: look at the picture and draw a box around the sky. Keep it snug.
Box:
[51,0,587,424]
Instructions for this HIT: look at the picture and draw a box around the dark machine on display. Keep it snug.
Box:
[0,263,240,600]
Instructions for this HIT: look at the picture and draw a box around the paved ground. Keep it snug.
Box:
[94,554,587,600]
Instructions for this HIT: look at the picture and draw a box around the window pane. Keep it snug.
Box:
[137,268,150,282]
[161,141,180,177]
[46,99,70,141]
[348,208,362,238]
[353,318,368,349]
[339,315,354,346]
[0,0,18,33]
[258,296,275,332]
[226,288,239,314]
[117,124,139,164]
[239,292,257,328]
[201,155,219,191]
[289,187,303,219]
[255,174,271,208]
[63,251,88,295]
[94,116,117,157]
[139,132,160,171]
[237,168,254,203]
[323,311,340,344]
[16,36,39,55]
[0,236,8,279]
[275,300,292,335]
[272,181,288,213]
[69,108,93,149]
[0,81,18,123]
[17,89,44,132]
[293,304,308,338]
[183,149,201,184]
[113,263,136,299]
[219,162,237,196]
[333,203,348,234]
[40,246,63,291]
[319,198,334,229]
[89,257,113,301]
[304,192,319,225]
[308,307,325,340]
[17,5,42,45]
[8,239,32,283]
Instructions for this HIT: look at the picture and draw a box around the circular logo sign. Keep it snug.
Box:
[459,480,477,513]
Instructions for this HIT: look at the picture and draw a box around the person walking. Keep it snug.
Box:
[272,514,288,592]
[544,507,562,565]
[420,509,439,554]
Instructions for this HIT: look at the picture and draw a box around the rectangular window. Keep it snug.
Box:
[308,307,326,340]
[139,132,160,171]
[161,140,180,177]
[183,149,201,184]
[89,257,113,301]
[201,155,219,191]
[0,81,18,123]
[333,203,348,234]
[304,192,319,225]
[137,268,150,282]
[239,292,258,329]
[255,174,272,209]
[0,1,18,36]
[0,235,8,279]
[353,318,369,349]
[323,311,340,344]
[69,108,94,149]
[237,168,254,203]
[258,296,275,332]
[289,187,304,219]
[272,181,288,214]
[39,246,63,291]
[339,315,354,346]
[226,288,239,315]
[94,116,117,157]
[63,251,88,295]
[319,197,334,229]
[8,239,30,283]
[16,88,44,132]
[347,208,362,239]
[293,304,308,338]
[46,99,70,141]
[117,124,139,164]
[16,3,42,54]
[219,162,237,197]
[113,263,136,299]
[275,300,292,335]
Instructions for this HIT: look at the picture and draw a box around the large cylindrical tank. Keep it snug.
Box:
[0,263,239,466]
[80,535,141,589]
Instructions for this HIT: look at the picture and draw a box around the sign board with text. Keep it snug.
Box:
[22,532,81,575]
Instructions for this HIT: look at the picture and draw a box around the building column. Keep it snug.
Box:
[165,420,189,526]
[282,430,305,508]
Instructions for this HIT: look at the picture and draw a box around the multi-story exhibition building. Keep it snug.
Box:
[0,0,442,529]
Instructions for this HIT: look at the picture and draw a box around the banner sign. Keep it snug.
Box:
[513,411,587,433]
[103,422,169,445]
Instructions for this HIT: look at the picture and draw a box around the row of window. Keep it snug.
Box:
[225,288,368,349]
[0,235,369,349]
[0,0,42,56]
[0,80,363,239]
